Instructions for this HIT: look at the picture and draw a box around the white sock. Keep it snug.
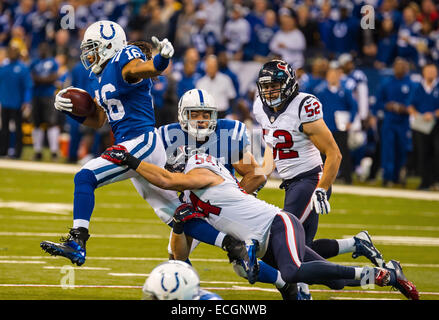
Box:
[73,219,90,229]
[215,232,226,248]
[47,126,60,153]
[337,237,356,254]
[275,272,286,288]
[32,128,44,152]
[354,267,364,280]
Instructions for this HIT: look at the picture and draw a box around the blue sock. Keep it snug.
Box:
[257,261,279,284]
[183,219,220,246]
[73,169,98,223]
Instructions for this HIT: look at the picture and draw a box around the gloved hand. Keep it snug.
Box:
[151,36,174,59]
[101,145,141,170]
[173,203,205,224]
[311,187,331,215]
[172,203,205,235]
[54,87,73,112]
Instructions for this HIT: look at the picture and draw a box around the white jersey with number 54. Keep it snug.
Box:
[184,153,279,256]
[253,92,324,180]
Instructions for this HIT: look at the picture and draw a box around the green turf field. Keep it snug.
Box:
[0,166,438,300]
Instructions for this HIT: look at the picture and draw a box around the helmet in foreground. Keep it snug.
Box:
[80,20,127,74]
[142,260,201,300]
[257,60,298,108]
[178,89,217,140]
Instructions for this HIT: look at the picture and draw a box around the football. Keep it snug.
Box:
[62,88,96,117]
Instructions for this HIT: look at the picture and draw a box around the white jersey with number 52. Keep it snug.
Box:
[253,92,323,180]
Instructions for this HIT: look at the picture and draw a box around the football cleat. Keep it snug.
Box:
[297,282,313,300]
[40,227,90,266]
[277,283,298,300]
[222,235,247,262]
[386,260,420,300]
[352,230,385,267]
[242,239,259,285]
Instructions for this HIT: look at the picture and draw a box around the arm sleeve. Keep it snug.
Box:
[299,95,324,124]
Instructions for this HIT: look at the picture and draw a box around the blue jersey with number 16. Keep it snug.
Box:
[89,45,155,143]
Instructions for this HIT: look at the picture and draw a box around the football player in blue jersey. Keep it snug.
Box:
[142,260,222,300]
[40,21,250,275]
[40,20,183,266]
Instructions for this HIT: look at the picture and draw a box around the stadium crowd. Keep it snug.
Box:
[0,0,438,190]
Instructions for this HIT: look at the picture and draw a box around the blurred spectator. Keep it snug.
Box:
[377,0,402,31]
[302,57,328,93]
[151,74,170,127]
[28,0,56,59]
[190,10,219,58]
[408,63,439,190]
[66,60,92,163]
[248,9,278,63]
[0,2,11,47]
[173,47,203,99]
[217,50,251,122]
[161,0,181,24]
[196,54,237,118]
[143,5,169,43]
[375,17,398,69]
[314,66,358,184]
[269,7,306,69]
[397,5,422,66]
[0,44,32,159]
[9,26,29,61]
[374,58,413,186]
[127,3,150,41]
[326,2,361,57]
[200,0,225,40]
[339,53,369,128]
[296,4,321,57]
[173,0,197,57]
[223,4,251,61]
[419,0,439,24]
[30,42,60,161]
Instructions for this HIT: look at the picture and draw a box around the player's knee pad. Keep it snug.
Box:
[74,169,98,192]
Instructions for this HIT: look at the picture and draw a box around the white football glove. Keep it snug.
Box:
[54,86,73,112]
[151,36,174,59]
[311,188,331,215]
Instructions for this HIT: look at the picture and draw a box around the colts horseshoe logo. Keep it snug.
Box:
[161,272,180,293]
[100,23,115,40]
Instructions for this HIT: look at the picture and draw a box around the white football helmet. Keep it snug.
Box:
[142,260,201,300]
[80,20,127,74]
[178,89,217,140]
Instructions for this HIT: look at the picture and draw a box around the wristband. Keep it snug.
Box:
[62,110,86,123]
[125,153,142,170]
[153,54,169,71]
[172,221,185,234]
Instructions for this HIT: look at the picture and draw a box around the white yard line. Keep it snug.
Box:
[0,283,437,296]
[2,255,439,268]
[0,232,166,239]
[2,159,439,201]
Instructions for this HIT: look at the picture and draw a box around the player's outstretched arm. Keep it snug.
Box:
[101,145,217,191]
[302,119,342,191]
[122,37,174,80]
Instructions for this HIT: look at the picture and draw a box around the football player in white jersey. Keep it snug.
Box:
[100,146,419,300]
[253,60,385,297]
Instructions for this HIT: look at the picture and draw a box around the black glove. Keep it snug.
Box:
[101,145,141,170]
